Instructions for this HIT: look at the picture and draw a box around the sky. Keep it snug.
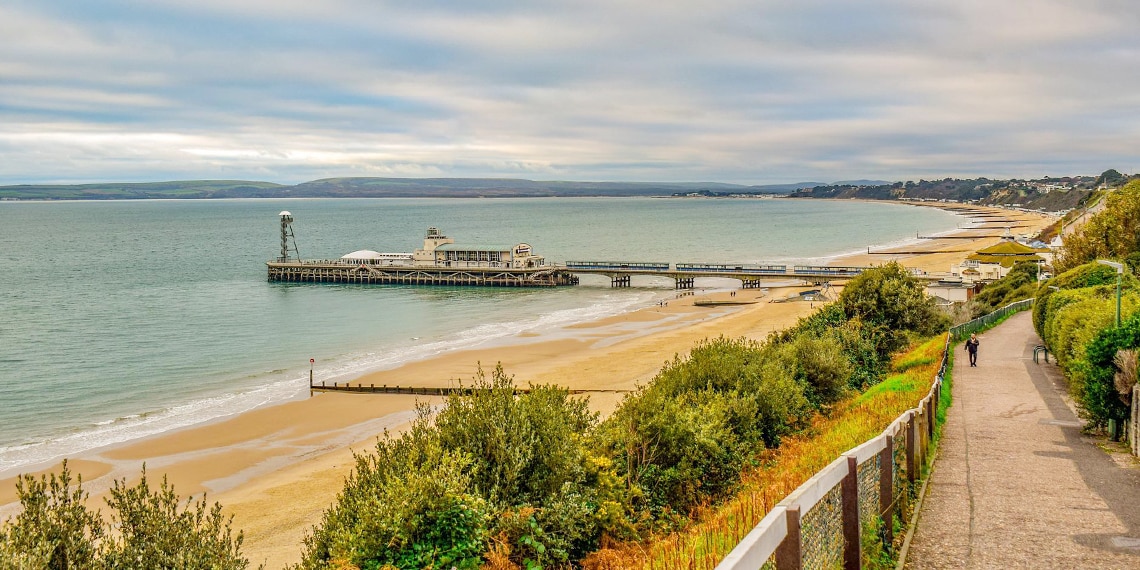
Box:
[1,0,1138,185]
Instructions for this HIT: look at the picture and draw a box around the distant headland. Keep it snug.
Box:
[0,170,1134,212]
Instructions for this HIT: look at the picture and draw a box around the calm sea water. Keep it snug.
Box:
[0,197,961,475]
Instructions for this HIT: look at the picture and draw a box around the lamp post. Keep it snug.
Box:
[1096,260,1124,327]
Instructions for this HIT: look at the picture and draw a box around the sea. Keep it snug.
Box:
[0,197,963,477]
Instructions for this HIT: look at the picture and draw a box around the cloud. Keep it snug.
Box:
[1,0,1138,184]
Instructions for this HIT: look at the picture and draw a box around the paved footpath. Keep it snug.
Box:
[905,311,1140,569]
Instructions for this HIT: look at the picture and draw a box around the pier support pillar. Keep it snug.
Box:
[611,275,631,288]
[674,277,694,290]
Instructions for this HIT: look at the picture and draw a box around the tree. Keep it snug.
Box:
[1095,168,1125,188]
[838,262,949,352]
[1057,180,1140,272]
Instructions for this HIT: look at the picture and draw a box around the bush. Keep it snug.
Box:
[102,468,250,570]
[839,262,950,351]
[593,337,812,525]
[0,462,103,570]
[1033,261,1135,337]
[0,461,253,570]
[1078,311,1140,427]
[972,261,1039,315]
[298,366,606,569]
[433,365,597,508]
[786,332,853,406]
[295,418,488,570]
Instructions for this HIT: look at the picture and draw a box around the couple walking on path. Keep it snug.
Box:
[904,312,1140,569]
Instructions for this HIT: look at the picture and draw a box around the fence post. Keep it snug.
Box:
[927,395,936,443]
[1132,385,1139,457]
[906,413,917,485]
[774,505,802,570]
[842,456,861,570]
[880,435,895,549]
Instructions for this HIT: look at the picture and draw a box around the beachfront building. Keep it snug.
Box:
[412,227,547,269]
[950,239,1050,282]
[927,279,979,304]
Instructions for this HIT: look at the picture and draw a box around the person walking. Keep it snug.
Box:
[965,333,980,367]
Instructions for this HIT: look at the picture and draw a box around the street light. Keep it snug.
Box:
[1096,260,1124,327]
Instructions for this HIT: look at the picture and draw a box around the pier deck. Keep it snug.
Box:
[267,260,578,287]
[269,259,947,289]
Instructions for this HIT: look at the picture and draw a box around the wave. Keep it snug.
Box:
[0,290,662,478]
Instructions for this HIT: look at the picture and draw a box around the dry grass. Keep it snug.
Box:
[582,335,947,569]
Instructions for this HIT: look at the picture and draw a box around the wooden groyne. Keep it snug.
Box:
[309,381,630,396]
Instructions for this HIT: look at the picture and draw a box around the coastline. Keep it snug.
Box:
[0,201,1053,569]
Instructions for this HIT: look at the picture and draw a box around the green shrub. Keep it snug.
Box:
[593,337,813,525]
[1043,289,1115,368]
[0,462,103,570]
[433,365,596,508]
[295,418,488,570]
[786,332,853,406]
[1033,261,1136,337]
[972,261,1039,314]
[0,461,253,570]
[1079,311,1140,427]
[839,262,950,352]
[102,468,250,570]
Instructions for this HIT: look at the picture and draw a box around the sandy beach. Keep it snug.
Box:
[0,202,1053,569]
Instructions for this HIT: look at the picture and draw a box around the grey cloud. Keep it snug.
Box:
[1,0,1139,184]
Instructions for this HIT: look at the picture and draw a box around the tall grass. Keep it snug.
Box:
[582,335,947,569]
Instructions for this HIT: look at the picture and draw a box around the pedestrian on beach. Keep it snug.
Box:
[965,333,980,367]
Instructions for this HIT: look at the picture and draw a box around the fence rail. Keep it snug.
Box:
[949,298,1035,341]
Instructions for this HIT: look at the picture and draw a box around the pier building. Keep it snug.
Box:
[414,227,547,269]
[267,214,577,287]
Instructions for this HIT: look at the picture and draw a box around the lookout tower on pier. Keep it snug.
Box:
[278,211,300,262]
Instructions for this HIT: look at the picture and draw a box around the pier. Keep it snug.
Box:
[267,261,579,287]
[267,212,943,289]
